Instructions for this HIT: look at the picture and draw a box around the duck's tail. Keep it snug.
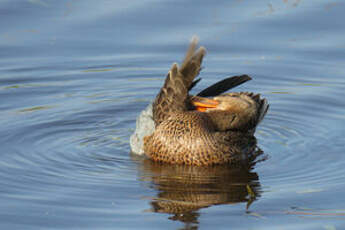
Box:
[257,97,269,125]
[244,92,269,126]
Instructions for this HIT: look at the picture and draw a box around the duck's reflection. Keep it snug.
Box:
[133,148,266,227]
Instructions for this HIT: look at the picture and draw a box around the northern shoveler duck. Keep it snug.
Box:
[130,37,268,166]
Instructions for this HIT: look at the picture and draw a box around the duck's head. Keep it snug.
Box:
[191,94,257,131]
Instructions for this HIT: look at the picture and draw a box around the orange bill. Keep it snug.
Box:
[191,96,219,112]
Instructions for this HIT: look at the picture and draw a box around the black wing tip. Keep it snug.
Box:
[234,74,252,82]
[240,74,252,81]
[196,74,252,97]
[188,78,202,91]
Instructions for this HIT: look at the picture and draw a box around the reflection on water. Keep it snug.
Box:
[1,0,345,229]
[133,148,265,228]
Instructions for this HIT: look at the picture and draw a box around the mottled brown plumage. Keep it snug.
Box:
[143,37,269,165]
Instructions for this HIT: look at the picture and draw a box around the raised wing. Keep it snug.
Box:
[152,37,206,125]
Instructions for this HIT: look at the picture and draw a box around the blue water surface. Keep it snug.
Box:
[1,0,345,229]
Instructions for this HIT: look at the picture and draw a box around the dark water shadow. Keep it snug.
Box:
[132,148,266,229]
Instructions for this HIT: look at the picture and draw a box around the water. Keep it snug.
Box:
[1,0,345,229]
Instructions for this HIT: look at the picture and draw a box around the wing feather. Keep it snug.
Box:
[152,38,206,125]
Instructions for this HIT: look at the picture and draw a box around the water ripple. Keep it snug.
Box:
[1,1,345,227]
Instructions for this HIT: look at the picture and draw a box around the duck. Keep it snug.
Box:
[130,37,269,166]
